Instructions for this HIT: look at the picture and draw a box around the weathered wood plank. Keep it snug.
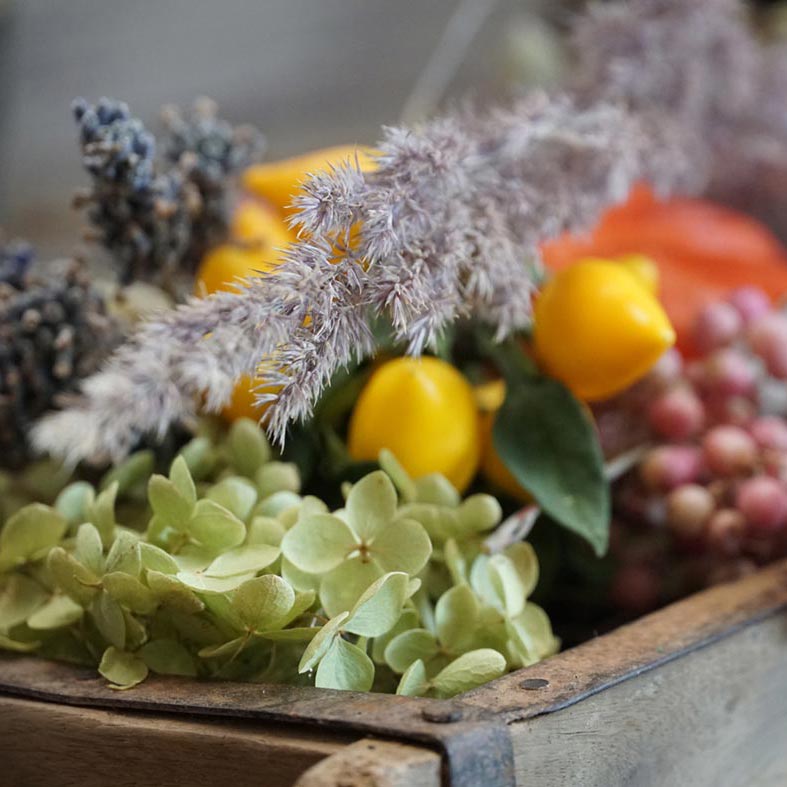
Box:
[461,557,787,722]
[0,694,351,787]
[507,612,787,787]
[294,739,441,787]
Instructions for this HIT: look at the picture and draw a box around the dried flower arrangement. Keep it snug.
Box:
[3,0,787,695]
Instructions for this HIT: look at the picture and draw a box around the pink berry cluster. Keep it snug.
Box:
[599,287,787,610]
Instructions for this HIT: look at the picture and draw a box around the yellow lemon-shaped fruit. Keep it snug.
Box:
[242,145,379,218]
[475,380,532,503]
[533,260,675,401]
[220,374,281,423]
[615,253,660,294]
[348,357,480,492]
[195,202,295,296]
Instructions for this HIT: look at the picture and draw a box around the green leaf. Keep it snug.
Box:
[0,633,41,653]
[98,647,148,689]
[0,504,67,570]
[47,547,100,605]
[319,558,381,618]
[384,629,439,673]
[148,475,193,530]
[205,544,280,578]
[488,554,527,618]
[229,418,271,477]
[146,571,204,614]
[75,523,104,576]
[140,639,197,677]
[139,542,179,575]
[281,557,321,593]
[179,436,218,481]
[231,575,294,631]
[298,611,349,673]
[100,450,155,495]
[91,591,126,649]
[27,594,84,630]
[505,542,539,599]
[435,584,478,653]
[187,500,246,551]
[176,571,255,595]
[103,572,158,614]
[105,531,141,577]
[258,626,318,642]
[247,516,286,547]
[253,490,302,518]
[88,482,118,547]
[413,474,460,507]
[0,575,47,631]
[371,517,431,575]
[378,449,417,503]
[206,478,258,521]
[371,607,419,663]
[345,471,397,541]
[345,572,410,638]
[255,462,300,499]
[169,456,197,505]
[507,602,560,666]
[493,376,609,556]
[396,659,430,697]
[281,514,356,574]
[315,637,374,692]
[54,482,95,528]
[198,637,248,660]
[431,649,507,698]
[457,495,502,535]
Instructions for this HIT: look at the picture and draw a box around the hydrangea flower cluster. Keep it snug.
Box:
[0,421,557,694]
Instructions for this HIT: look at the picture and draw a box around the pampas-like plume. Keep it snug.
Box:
[32,0,784,463]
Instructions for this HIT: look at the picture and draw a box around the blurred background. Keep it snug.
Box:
[1,0,782,258]
[0,0,575,257]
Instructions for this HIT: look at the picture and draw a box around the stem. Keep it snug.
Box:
[400,0,500,124]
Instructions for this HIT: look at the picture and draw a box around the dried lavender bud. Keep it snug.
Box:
[160,97,265,268]
[0,239,35,290]
[0,247,121,468]
[73,96,263,291]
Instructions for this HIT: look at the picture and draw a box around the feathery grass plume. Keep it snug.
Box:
[572,0,787,234]
[73,97,264,290]
[33,0,784,463]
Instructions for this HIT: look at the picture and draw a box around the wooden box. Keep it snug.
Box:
[1,558,786,786]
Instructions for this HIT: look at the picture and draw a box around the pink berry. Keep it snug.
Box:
[735,476,787,534]
[762,449,787,482]
[748,312,787,357]
[703,425,757,476]
[704,394,756,428]
[647,386,704,441]
[666,484,715,538]
[648,348,683,389]
[727,287,771,325]
[705,508,746,556]
[702,349,757,398]
[640,445,704,491]
[749,416,787,451]
[692,301,742,354]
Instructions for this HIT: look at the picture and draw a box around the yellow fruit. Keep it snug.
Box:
[195,202,295,297]
[242,145,378,218]
[533,259,675,401]
[220,374,281,423]
[475,380,532,503]
[615,253,660,294]
[348,357,480,492]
